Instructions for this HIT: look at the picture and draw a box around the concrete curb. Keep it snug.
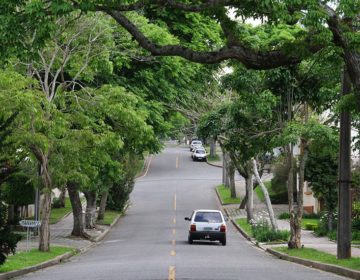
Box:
[206,160,222,168]
[267,248,360,280]
[0,250,77,280]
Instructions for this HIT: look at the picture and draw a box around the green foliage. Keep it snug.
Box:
[0,189,21,265]
[2,173,35,206]
[353,202,360,231]
[278,212,290,219]
[304,127,339,231]
[51,197,64,209]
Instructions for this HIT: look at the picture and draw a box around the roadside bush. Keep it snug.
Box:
[51,197,63,209]
[327,230,337,241]
[0,192,21,265]
[278,212,290,219]
[303,213,320,219]
[269,192,288,204]
[304,223,318,231]
[314,211,337,237]
[352,231,360,241]
[250,211,290,243]
[353,202,360,231]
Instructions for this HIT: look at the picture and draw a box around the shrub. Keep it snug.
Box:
[314,211,337,236]
[278,212,290,219]
[352,231,360,241]
[250,211,290,243]
[269,192,288,204]
[305,223,318,231]
[0,198,21,265]
[327,230,337,241]
[303,213,320,219]
[51,197,64,209]
[353,202,360,231]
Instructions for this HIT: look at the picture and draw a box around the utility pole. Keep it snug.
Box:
[337,68,352,259]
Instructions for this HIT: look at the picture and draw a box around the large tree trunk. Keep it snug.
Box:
[58,187,66,208]
[223,152,230,188]
[252,158,277,230]
[209,138,216,158]
[244,163,254,222]
[84,190,97,229]
[67,182,87,237]
[97,191,109,221]
[228,160,236,198]
[38,156,52,252]
[286,143,301,249]
[337,68,352,259]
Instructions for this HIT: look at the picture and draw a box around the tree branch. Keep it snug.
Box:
[107,11,316,69]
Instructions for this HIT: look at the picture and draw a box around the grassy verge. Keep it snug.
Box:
[50,197,73,224]
[97,210,121,225]
[254,181,272,202]
[216,185,240,204]
[0,247,74,273]
[274,247,360,271]
[236,218,253,237]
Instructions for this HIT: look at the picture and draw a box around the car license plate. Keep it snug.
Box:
[204,227,212,230]
[205,235,210,239]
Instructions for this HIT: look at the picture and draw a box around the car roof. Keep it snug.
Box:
[193,209,222,213]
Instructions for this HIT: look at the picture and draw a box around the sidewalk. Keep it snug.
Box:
[224,180,360,257]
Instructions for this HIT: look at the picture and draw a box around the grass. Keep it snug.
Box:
[216,184,240,204]
[236,218,253,237]
[274,247,360,271]
[254,181,272,202]
[49,197,73,224]
[0,247,74,273]
[97,210,121,225]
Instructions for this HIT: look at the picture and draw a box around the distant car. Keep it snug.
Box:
[190,140,202,151]
[192,148,207,161]
[185,210,227,246]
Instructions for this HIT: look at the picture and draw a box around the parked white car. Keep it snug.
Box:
[184,210,227,245]
[190,140,202,151]
[192,148,207,161]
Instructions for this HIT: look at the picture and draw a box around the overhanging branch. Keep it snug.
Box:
[107,11,315,69]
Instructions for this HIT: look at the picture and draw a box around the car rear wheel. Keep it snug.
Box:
[220,237,226,246]
[188,236,193,244]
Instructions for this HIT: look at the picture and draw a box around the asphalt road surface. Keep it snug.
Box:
[19,146,345,280]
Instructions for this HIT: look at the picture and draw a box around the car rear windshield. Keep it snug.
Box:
[194,212,223,223]
[196,150,206,154]
[192,141,201,144]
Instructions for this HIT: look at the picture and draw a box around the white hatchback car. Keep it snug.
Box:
[192,148,207,161]
[190,140,203,151]
[185,210,227,245]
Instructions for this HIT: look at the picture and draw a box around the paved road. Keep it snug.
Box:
[19,146,345,280]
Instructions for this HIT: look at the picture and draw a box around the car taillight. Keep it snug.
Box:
[190,224,196,232]
[220,224,226,232]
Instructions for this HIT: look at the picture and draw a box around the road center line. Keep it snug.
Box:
[170,250,176,256]
[172,229,176,235]
[174,193,177,211]
[173,217,176,224]
[168,266,176,280]
[172,239,176,246]
[176,154,179,169]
